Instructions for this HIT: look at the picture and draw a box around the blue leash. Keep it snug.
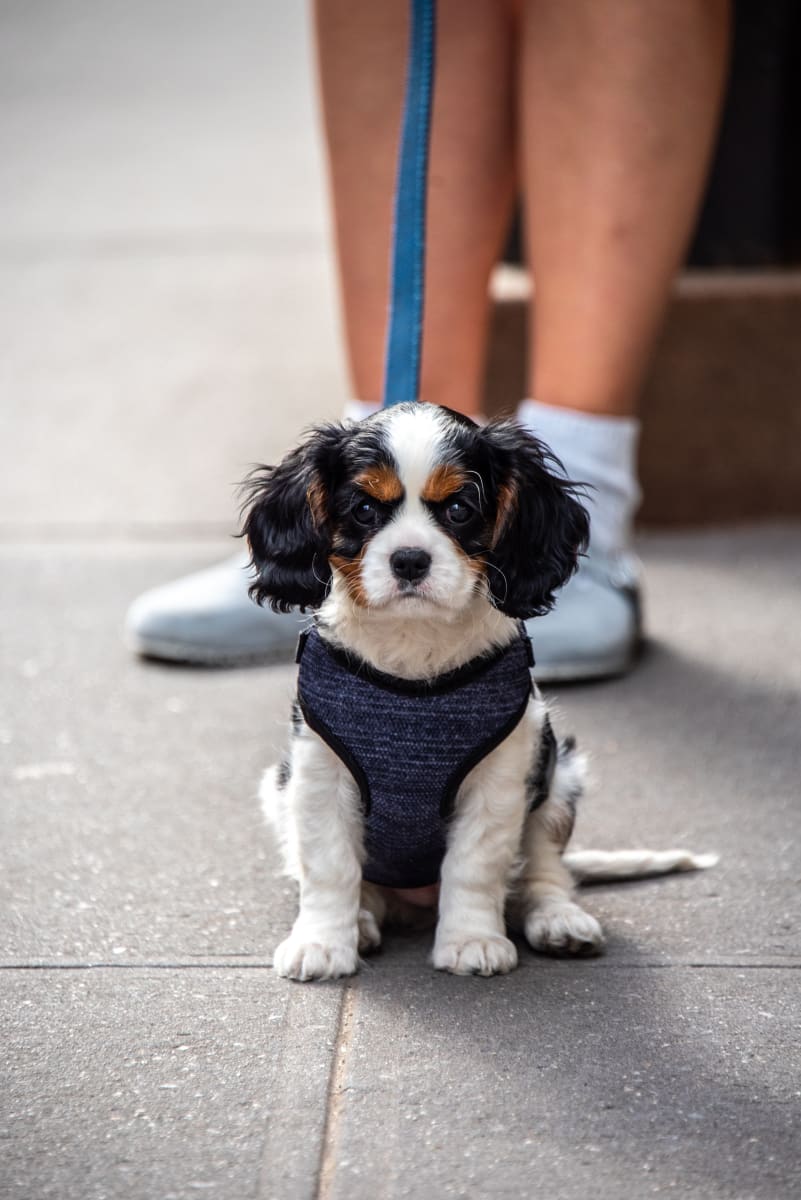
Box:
[381,0,436,408]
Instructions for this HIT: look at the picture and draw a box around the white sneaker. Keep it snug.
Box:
[125,552,303,665]
[526,551,643,683]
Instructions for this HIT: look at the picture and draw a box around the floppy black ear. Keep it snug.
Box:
[481,421,590,619]
[239,424,347,612]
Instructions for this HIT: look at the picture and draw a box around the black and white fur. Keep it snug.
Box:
[242,403,714,980]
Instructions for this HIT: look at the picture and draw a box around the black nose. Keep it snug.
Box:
[390,547,432,583]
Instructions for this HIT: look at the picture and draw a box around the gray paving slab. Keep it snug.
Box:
[545,525,801,968]
[1,543,301,963]
[2,530,800,972]
[1,967,340,1200]
[328,958,800,1200]
[0,250,345,532]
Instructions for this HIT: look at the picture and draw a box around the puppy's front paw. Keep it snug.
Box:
[433,933,518,977]
[525,900,604,957]
[273,933,359,981]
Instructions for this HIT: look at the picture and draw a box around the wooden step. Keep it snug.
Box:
[484,267,801,525]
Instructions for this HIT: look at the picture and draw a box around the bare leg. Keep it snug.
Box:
[314,0,518,416]
[520,0,730,416]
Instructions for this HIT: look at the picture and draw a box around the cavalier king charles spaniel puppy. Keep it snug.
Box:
[242,403,712,980]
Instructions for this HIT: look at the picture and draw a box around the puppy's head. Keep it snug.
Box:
[240,404,589,620]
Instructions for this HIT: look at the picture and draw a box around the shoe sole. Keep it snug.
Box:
[127,633,297,668]
[130,629,642,680]
[533,639,642,685]
[133,637,636,678]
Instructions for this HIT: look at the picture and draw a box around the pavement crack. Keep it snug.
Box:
[316,980,358,1200]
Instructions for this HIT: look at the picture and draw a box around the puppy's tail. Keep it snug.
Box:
[564,848,719,884]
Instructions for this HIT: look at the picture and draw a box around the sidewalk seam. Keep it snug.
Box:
[1,960,800,971]
[315,980,358,1200]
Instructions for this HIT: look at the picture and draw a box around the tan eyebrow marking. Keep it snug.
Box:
[421,464,469,503]
[354,465,404,503]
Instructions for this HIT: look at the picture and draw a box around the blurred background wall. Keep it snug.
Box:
[691,0,801,268]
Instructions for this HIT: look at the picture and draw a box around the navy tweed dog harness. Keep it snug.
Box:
[296,626,540,888]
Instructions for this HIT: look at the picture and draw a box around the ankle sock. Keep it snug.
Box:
[517,399,641,557]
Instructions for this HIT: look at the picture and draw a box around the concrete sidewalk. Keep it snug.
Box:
[3,534,800,1199]
[2,4,800,1198]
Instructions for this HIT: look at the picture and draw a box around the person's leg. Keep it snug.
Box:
[315,0,518,417]
[516,0,730,679]
[520,0,730,420]
[127,0,520,663]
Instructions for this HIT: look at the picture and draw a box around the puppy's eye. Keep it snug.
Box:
[353,499,380,527]
[444,499,473,525]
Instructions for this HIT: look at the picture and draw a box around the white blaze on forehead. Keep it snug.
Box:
[384,405,445,500]
[358,405,479,612]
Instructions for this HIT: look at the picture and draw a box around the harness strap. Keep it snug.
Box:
[382,0,436,408]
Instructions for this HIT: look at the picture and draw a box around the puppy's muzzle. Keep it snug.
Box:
[390,547,432,584]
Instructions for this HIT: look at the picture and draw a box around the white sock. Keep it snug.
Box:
[342,399,381,422]
[516,399,641,557]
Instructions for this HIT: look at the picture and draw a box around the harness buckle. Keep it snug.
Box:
[295,629,310,664]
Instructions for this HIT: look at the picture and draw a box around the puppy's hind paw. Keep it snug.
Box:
[525,901,604,957]
[433,933,518,977]
[272,933,359,982]
[357,907,382,955]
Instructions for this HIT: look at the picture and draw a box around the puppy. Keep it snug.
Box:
[242,403,712,980]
